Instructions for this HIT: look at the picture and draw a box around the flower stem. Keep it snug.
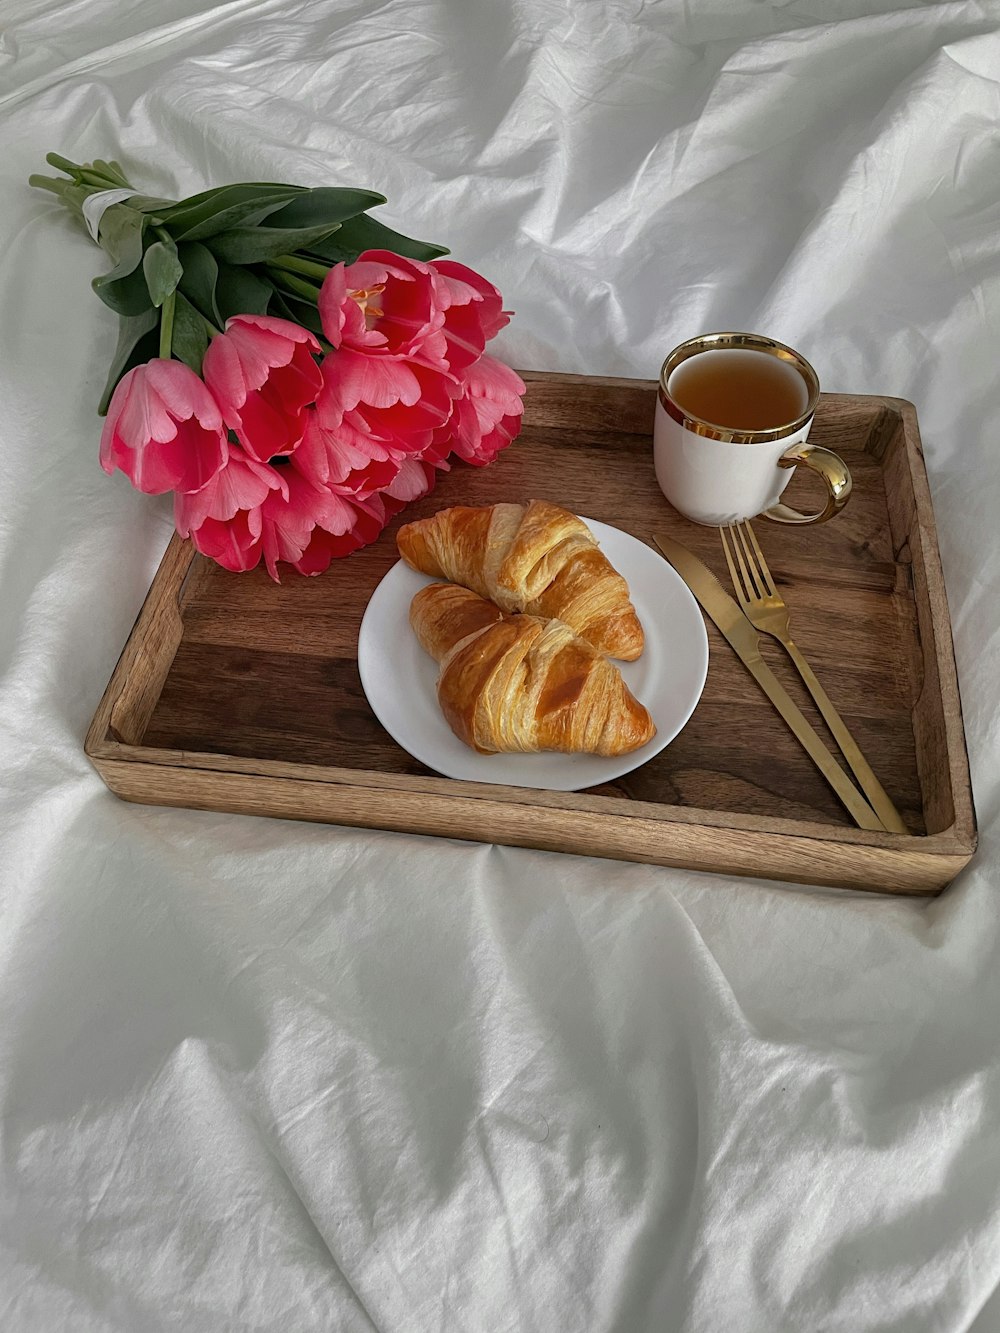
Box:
[268,268,324,303]
[45,152,83,176]
[93,158,131,188]
[270,254,331,282]
[43,153,131,192]
[78,167,117,189]
[28,176,95,219]
[159,291,176,359]
[28,174,74,197]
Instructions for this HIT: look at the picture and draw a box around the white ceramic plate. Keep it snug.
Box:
[357,519,709,792]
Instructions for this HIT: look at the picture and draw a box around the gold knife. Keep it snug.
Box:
[652,531,885,832]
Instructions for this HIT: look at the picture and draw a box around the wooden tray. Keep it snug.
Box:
[85,372,977,895]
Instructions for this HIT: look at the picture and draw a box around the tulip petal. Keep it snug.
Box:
[204,316,322,459]
[442,354,525,468]
[202,335,248,413]
[238,390,304,461]
[322,350,423,412]
[143,357,224,427]
[116,369,179,446]
[99,361,227,496]
[190,511,262,572]
[293,412,400,496]
[175,447,284,532]
[383,456,436,503]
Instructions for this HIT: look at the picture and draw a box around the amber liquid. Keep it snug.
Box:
[668,349,808,432]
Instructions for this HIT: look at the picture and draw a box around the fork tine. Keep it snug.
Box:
[742,520,775,596]
[730,522,761,598]
[719,525,748,603]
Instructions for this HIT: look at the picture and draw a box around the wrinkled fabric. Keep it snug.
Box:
[2,2,1000,1330]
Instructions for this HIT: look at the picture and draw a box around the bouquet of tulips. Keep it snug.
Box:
[30,154,524,578]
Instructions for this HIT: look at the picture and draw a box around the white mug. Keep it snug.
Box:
[653,332,851,526]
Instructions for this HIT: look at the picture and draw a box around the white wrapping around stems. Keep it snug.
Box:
[82,188,144,241]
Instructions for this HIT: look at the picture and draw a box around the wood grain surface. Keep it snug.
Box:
[86,373,978,894]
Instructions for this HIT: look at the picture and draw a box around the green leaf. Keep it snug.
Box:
[142,239,183,307]
[214,262,273,320]
[264,186,386,229]
[268,288,324,338]
[306,211,448,264]
[170,293,210,374]
[161,181,300,215]
[177,242,222,325]
[161,184,305,241]
[206,223,342,265]
[177,193,304,241]
[127,196,176,217]
[97,308,160,414]
[93,262,155,316]
[93,208,145,274]
[92,213,157,316]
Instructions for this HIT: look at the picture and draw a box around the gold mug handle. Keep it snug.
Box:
[763,442,852,525]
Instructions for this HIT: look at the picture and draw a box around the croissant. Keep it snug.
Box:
[397,500,644,660]
[410,583,656,756]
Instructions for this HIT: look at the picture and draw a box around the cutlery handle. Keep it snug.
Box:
[784,638,909,835]
[739,650,884,831]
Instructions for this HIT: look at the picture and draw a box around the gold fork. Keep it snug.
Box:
[720,521,909,835]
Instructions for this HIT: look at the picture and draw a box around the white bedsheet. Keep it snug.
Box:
[2,2,999,1329]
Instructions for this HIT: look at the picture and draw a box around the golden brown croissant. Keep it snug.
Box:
[397,500,644,660]
[410,583,656,756]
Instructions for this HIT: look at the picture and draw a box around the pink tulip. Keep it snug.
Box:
[202,314,322,463]
[291,409,400,499]
[100,242,522,579]
[184,508,263,574]
[438,354,525,467]
[318,250,511,375]
[100,359,227,495]
[319,251,445,361]
[317,349,458,457]
[180,458,390,581]
[291,491,389,576]
[258,470,390,579]
[174,446,288,573]
[430,259,510,372]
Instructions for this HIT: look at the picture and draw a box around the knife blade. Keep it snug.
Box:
[652,531,885,832]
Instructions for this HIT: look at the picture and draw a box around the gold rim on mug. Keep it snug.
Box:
[658,332,821,444]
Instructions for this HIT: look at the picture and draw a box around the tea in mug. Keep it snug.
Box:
[667,348,809,432]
